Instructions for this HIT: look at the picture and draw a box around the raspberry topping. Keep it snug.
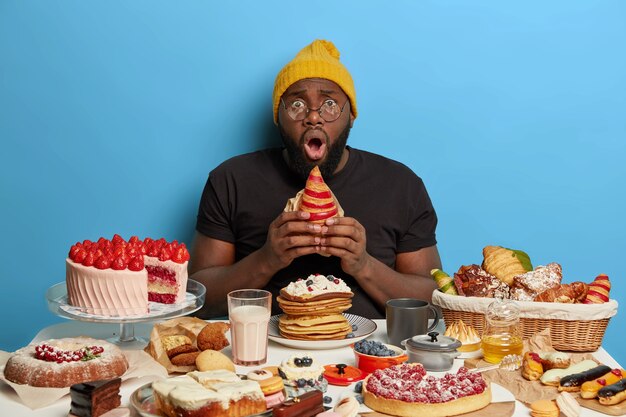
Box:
[611,369,623,377]
[366,364,487,404]
[597,379,607,386]
[68,235,190,271]
[34,344,104,363]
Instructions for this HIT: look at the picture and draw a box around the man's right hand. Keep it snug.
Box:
[260,210,324,271]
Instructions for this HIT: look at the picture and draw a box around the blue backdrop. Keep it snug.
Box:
[1,1,624,365]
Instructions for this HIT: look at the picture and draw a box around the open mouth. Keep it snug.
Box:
[303,130,328,161]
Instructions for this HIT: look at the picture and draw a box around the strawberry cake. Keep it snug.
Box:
[66,234,189,316]
[363,364,491,417]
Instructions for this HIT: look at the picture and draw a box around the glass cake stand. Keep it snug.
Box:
[46,279,206,348]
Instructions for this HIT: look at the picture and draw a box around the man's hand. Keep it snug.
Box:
[318,216,372,277]
[260,210,324,271]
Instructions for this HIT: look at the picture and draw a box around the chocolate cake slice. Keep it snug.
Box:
[69,378,121,417]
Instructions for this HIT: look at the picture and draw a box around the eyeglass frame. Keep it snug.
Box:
[279,97,349,122]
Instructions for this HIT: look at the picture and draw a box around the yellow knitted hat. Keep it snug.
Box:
[273,40,357,124]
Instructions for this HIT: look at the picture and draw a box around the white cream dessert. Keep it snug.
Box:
[283,274,351,298]
[278,353,328,397]
[152,370,266,417]
[444,320,481,353]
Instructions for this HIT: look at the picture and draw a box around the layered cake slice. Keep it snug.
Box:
[69,378,121,417]
[66,234,189,316]
[152,370,266,417]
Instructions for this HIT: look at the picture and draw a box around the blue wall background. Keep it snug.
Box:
[1,2,624,364]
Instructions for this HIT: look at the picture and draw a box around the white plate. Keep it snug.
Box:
[268,313,377,350]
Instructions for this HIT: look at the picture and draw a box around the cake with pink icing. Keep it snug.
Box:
[66,234,189,316]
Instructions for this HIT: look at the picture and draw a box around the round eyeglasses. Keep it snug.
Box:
[280,98,349,122]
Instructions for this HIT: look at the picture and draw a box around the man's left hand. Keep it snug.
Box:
[318,216,372,276]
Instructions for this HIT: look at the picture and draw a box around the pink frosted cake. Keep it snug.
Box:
[66,235,189,316]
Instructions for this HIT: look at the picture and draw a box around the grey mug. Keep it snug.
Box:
[386,298,441,347]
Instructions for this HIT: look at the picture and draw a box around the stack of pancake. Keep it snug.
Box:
[277,274,354,340]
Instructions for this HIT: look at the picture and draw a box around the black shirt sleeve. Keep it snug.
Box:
[195,170,236,243]
[396,176,438,253]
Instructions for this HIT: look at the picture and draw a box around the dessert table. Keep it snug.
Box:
[0,319,621,417]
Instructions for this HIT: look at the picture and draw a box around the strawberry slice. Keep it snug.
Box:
[128,256,144,271]
[94,255,112,270]
[82,252,96,267]
[74,248,88,263]
[111,256,127,270]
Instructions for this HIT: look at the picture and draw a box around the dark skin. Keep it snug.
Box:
[190,78,441,317]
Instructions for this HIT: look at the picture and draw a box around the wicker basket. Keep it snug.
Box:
[431,290,618,352]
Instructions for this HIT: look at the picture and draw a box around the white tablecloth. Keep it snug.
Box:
[0,320,621,416]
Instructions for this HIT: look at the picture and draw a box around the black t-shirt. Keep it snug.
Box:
[196,146,437,318]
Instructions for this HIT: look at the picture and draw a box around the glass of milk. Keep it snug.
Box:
[227,289,272,366]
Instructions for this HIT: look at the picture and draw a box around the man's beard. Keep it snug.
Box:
[279,122,351,181]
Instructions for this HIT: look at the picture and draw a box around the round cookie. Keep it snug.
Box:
[247,369,274,381]
[258,376,284,395]
[197,322,230,351]
[170,351,201,366]
[195,349,235,372]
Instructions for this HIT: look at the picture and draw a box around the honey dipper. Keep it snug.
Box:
[469,354,523,373]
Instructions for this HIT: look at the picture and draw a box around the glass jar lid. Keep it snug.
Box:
[404,331,462,352]
[485,298,520,322]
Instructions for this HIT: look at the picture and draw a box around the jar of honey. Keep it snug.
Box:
[481,299,523,364]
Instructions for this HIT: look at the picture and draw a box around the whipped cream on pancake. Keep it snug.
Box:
[284,274,351,297]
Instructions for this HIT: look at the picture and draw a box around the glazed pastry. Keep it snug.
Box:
[558,365,611,392]
[580,369,626,399]
[522,352,544,381]
[555,392,580,417]
[482,246,533,286]
[540,360,598,387]
[598,378,626,405]
[538,352,571,370]
[444,320,481,352]
[583,274,611,304]
[509,263,562,301]
[535,282,589,303]
[453,264,510,299]
[272,390,325,417]
[431,269,458,295]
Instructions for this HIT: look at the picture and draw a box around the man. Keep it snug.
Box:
[190,40,441,319]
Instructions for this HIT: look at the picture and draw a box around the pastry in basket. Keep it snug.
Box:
[482,245,533,286]
[443,320,480,353]
[580,368,626,399]
[152,370,266,417]
[453,264,510,298]
[3,337,128,388]
[583,274,611,304]
[278,353,328,397]
[431,269,458,295]
[362,363,491,417]
[509,263,562,301]
[534,281,588,303]
[284,166,344,224]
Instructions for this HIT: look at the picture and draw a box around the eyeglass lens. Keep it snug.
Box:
[285,99,343,122]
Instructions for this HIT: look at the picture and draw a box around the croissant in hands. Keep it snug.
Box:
[284,166,344,224]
